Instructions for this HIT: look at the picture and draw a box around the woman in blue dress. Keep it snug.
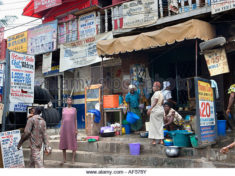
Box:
[125,84,142,132]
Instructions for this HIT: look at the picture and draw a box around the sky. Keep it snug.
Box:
[0,0,42,38]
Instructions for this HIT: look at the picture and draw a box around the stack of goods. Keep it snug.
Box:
[100,126,115,137]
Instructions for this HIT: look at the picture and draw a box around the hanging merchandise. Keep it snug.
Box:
[130,64,146,85]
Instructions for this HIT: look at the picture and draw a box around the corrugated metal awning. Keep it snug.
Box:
[97,19,216,57]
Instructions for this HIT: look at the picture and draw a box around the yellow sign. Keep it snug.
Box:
[198,81,214,102]
[204,48,229,76]
[7,31,27,53]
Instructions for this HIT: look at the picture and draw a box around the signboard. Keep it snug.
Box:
[9,103,31,112]
[211,0,235,14]
[0,27,5,60]
[78,12,96,40]
[0,130,25,168]
[27,20,57,55]
[7,31,28,53]
[0,64,4,87]
[204,48,229,76]
[195,78,217,146]
[42,52,52,73]
[10,52,35,104]
[60,32,113,72]
[0,103,3,124]
[122,0,158,28]
[34,0,62,13]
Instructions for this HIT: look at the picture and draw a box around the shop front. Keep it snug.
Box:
[96,19,221,147]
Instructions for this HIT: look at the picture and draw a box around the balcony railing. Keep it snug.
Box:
[102,0,211,33]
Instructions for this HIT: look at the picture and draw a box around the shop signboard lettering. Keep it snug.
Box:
[195,78,217,145]
[60,32,113,72]
[10,52,35,104]
[7,31,28,53]
[27,20,57,55]
[9,102,31,112]
[211,0,235,14]
[122,0,158,28]
[204,48,229,76]
[0,130,25,168]
[78,12,96,40]
[34,0,62,13]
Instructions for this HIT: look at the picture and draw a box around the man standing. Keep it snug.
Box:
[226,84,235,117]
[17,106,51,168]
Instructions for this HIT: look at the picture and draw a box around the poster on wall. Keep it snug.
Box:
[0,130,25,168]
[195,78,217,145]
[122,0,158,29]
[58,23,66,44]
[7,31,27,53]
[204,48,229,76]
[0,27,5,61]
[10,52,35,104]
[78,12,96,40]
[34,0,62,13]
[211,0,235,14]
[27,20,57,55]
[42,52,52,73]
[60,32,113,72]
[0,64,4,87]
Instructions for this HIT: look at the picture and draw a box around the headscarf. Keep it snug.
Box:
[228,84,235,94]
[162,81,170,91]
[128,84,136,91]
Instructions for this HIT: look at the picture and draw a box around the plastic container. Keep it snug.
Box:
[169,130,193,147]
[164,130,168,137]
[122,127,125,134]
[190,135,198,148]
[123,124,131,134]
[129,143,140,155]
[164,139,173,146]
[86,136,99,141]
[103,95,119,108]
[217,120,226,136]
[126,112,140,124]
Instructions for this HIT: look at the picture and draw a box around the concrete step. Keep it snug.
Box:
[212,161,235,168]
[24,159,154,168]
[23,148,215,168]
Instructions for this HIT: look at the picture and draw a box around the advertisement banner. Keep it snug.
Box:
[122,0,158,29]
[196,78,217,145]
[78,12,96,40]
[10,52,35,104]
[0,64,4,87]
[204,48,229,76]
[0,130,25,168]
[42,52,52,73]
[211,0,235,14]
[7,31,27,53]
[34,0,62,13]
[9,102,31,112]
[27,20,57,55]
[60,32,113,72]
[0,27,5,60]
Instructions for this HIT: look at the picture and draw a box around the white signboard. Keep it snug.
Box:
[122,0,158,28]
[27,20,57,55]
[42,52,52,73]
[60,32,113,72]
[211,0,235,14]
[0,130,25,168]
[199,101,216,126]
[0,64,4,87]
[204,48,229,76]
[9,102,32,112]
[78,12,96,40]
[10,52,35,104]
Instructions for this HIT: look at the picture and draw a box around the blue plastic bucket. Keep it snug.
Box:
[129,143,140,155]
[126,112,140,124]
[217,120,226,136]
[123,124,131,134]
